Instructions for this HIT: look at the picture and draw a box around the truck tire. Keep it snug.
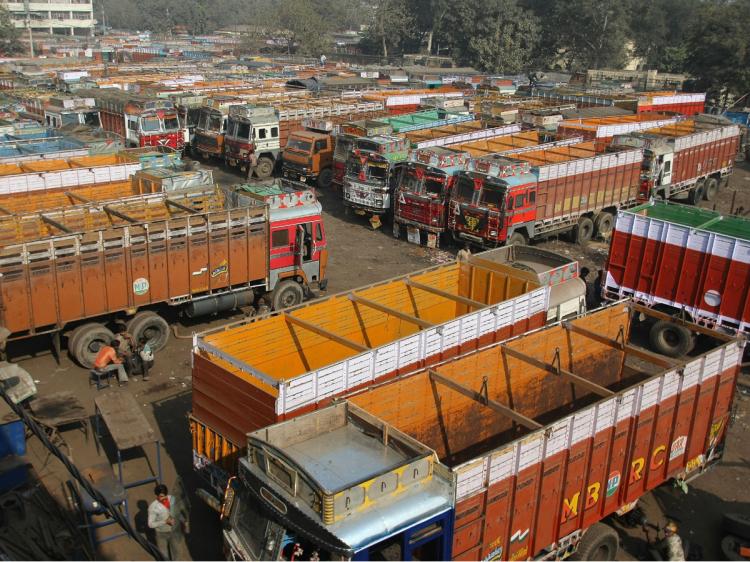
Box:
[572,523,619,561]
[703,177,719,201]
[688,182,704,205]
[272,280,305,310]
[649,320,694,358]
[508,231,527,246]
[594,212,614,238]
[127,311,170,352]
[723,513,750,541]
[317,168,333,189]
[575,217,594,244]
[73,323,115,369]
[254,157,274,179]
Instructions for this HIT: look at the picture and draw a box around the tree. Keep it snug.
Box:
[364,0,415,57]
[276,0,331,56]
[0,6,21,55]
[628,0,699,72]
[684,0,750,108]
[441,0,539,74]
[547,0,632,70]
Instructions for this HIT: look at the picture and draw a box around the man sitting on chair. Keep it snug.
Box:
[93,339,129,384]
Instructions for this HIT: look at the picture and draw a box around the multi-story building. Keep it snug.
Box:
[4,0,94,37]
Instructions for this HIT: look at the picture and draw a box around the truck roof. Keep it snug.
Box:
[625,201,750,242]
[243,402,453,554]
[409,146,470,169]
[289,129,329,141]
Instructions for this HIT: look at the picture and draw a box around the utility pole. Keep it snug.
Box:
[23,0,34,57]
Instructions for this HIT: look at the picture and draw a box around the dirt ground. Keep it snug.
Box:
[10,159,750,561]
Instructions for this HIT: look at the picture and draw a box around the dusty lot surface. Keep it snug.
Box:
[11,159,750,560]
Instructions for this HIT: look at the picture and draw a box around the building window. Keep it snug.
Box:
[72,12,90,19]
[51,11,70,20]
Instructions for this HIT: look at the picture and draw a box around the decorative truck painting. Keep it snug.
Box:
[448,143,642,247]
[204,302,744,561]
[393,147,471,247]
[610,115,740,204]
[604,201,750,357]
[342,135,410,228]
[332,120,392,188]
[0,180,326,369]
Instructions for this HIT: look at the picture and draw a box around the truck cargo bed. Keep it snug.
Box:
[349,302,743,560]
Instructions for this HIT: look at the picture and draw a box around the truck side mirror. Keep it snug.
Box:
[296,225,304,256]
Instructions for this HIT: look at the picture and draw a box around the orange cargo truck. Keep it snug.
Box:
[190,247,591,492]
[213,302,743,561]
[0,181,328,368]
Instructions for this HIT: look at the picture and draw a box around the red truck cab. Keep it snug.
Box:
[448,156,537,247]
[393,147,470,247]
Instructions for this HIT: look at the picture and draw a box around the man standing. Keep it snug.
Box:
[457,243,472,262]
[93,340,128,384]
[148,484,187,561]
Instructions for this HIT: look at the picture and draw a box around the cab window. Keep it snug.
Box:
[529,191,536,204]
[271,229,289,248]
[315,222,323,242]
[314,139,327,152]
[257,128,267,139]
[515,194,525,208]
[271,126,279,138]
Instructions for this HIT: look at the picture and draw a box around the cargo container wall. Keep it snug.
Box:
[192,260,549,462]
[671,126,739,184]
[605,204,750,333]
[534,150,641,222]
[0,195,268,337]
[351,303,743,561]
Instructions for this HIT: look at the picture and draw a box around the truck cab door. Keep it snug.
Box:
[660,153,673,185]
[295,223,314,265]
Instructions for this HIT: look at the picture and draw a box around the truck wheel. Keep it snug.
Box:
[649,320,694,358]
[73,323,115,369]
[703,178,719,201]
[594,212,614,238]
[572,523,619,561]
[688,183,704,205]
[508,231,527,246]
[127,311,170,352]
[272,280,304,310]
[575,217,594,244]
[254,157,274,179]
[317,168,333,189]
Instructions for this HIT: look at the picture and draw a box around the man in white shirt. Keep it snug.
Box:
[148,484,187,560]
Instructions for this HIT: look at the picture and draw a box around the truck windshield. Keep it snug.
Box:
[401,167,446,197]
[141,116,160,133]
[236,122,252,140]
[480,185,505,209]
[454,175,477,202]
[208,113,222,132]
[61,113,79,126]
[163,116,180,131]
[287,138,312,152]
[368,160,389,182]
[83,111,100,127]
[198,110,211,129]
[232,490,272,560]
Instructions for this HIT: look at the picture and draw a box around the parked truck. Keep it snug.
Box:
[208,301,744,561]
[190,245,586,494]
[342,135,410,226]
[0,180,327,368]
[78,88,186,151]
[19,95,102,129]
[393,147,471,247]
[610,115,740,204]
[448,142,642,247]
[604,201,750,357]
[331,120,392,189]
[191,96,245,161]
[224,100,386,178]
[281,108,390,189]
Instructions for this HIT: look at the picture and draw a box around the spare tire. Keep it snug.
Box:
[649,320,694,358]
